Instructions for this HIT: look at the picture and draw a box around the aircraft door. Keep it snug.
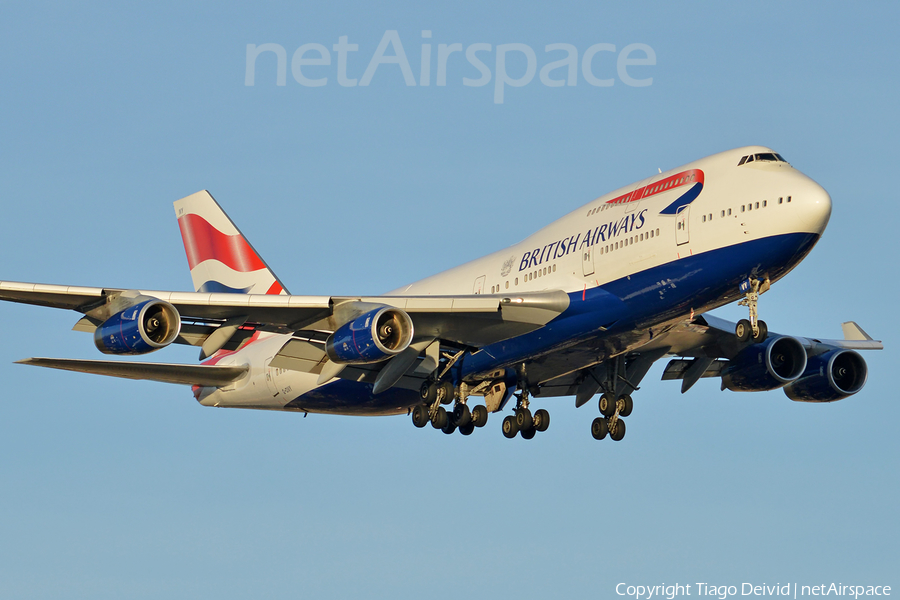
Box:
[675,205,690,246]
[582,247,595,276]
[473,275,486,294]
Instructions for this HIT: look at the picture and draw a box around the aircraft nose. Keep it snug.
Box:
[793,177,832,235]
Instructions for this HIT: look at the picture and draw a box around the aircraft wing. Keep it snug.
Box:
[646,314,882,394]
[0,280,570,349]
[654,313,884,358]
[16,357,248,386]
[535,313,882,404]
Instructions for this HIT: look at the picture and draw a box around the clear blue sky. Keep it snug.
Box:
[1,2,897,598]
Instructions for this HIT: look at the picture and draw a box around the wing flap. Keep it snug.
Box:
[16,357,248,387]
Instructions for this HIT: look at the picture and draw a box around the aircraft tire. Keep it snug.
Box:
[533,409,550,432]
[471,405,489,427]
[420,382,437,404]
[459,422,475,436]
[735,319,752,342]
[609,418,626,441]
[441,419,457,435]
[438,381,455,405]
[599,393,617,417]
[591,417,608,440]
[515,407,533,430]
[752,320,768,342]
[453,403,471,427]
[412,404,430,428]
[431,406,448,429]
[619,395,633,417]
[520,426,536,440]
[502,415,519,439]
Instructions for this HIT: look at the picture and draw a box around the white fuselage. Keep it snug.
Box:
[196,146,832,414]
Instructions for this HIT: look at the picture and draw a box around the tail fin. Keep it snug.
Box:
[173,191,289,295]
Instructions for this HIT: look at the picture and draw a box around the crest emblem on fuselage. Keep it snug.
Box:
[500,255,515,277]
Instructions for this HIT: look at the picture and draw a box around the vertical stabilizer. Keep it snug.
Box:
[174,191,289,295]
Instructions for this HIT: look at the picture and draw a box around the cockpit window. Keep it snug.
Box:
[737,152,789,166]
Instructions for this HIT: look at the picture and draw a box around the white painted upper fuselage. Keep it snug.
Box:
[197,146,832,414]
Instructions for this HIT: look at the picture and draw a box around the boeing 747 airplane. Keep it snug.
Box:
[0,146,882,441]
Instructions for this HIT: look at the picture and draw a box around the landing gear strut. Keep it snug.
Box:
[736,278,770,343]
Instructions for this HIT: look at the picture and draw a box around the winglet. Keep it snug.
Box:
[842,321,873,341]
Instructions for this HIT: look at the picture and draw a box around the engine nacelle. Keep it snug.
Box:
[94,298,181,355]
[325,306,414,364]
[722,336,807,392]
[783,349,867,402]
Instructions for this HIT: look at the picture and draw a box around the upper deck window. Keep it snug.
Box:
[738,152,789,166]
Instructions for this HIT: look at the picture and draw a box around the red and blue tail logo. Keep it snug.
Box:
[174,191,288,295]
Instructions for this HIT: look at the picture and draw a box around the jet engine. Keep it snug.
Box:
[94,298,181,355]
[721,336,807,392]
[325,306,414,364]
[783,349,868,402]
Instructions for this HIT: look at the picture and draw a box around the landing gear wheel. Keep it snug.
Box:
[515,407,533,430]
[599,393,617,417]
[752,320,768,343]
[411,404,430,428]
[533,409,550,432]
[453,403,471,427]
[420,382,437,404]
[618,395,633,418]
[502,415,519,439]
[520,427,536,440]
[471,405,489,428]
[459,422,475,436]
[609,418,626,441]
[591,417,608,440]
[431,406,448,429]
[438,381,455,405]
[441,419,457,435]
[735,319,752,342]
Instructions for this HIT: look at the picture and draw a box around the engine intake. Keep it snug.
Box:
[784,349,868,402]
[722,336,807,392]
[325,306,414,364]
[94,298,181,355]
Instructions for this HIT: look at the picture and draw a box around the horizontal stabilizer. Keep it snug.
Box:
[16,357,248,387]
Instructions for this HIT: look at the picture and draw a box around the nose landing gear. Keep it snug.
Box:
[736,278,770,343]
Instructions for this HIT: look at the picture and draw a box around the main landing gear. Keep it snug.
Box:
[735,278,770,343]
[500,390,550,440]
[591,392,630,442]
[587,354,641,442]
[411,380,489,436]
